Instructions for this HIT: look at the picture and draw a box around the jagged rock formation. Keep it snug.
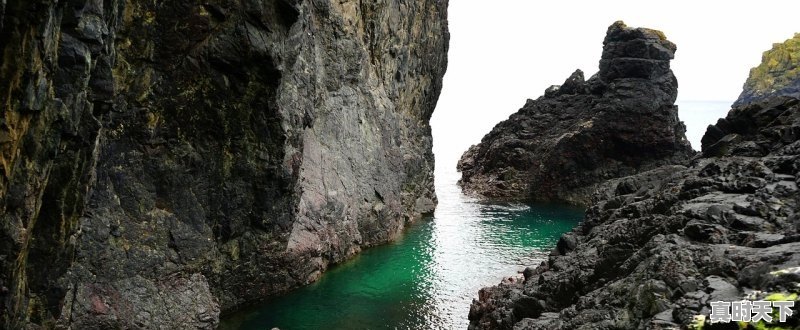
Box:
[0,0,448,328]
[734,33,800,107]
[457,21,694,206]
[468,91,800,328]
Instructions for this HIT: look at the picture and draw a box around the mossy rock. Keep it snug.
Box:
[735,33,800,106]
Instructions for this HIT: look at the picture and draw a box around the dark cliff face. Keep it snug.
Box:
[734,33,800,107]
[0,0,448,328]
[468,55,800,330]
[457,21,694,206]
[468,98,800,330]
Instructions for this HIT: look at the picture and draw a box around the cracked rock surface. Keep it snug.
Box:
[468,95,800,329]
[457,21,694,206]
[0,0,448,328]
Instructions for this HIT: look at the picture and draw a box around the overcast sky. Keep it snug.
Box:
[432,0,800,166]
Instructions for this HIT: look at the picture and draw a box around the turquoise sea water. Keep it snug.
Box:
[219,169,583,329]
[220,100,731,329]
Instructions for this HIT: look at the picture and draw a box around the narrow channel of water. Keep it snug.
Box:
[220,169,584,329]
[219,101,731,329]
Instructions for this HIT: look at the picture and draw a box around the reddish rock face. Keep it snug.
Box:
[90,295,108,315]
[458,21,694,206]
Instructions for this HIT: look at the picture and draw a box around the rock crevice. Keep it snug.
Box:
[0,0,449,328]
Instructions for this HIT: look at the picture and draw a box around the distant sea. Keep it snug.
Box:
[677,100,733,150]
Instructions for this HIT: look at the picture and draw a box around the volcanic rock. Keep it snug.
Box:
[468,81,800,329]
[457,21,694,206]
[0,0,448,328]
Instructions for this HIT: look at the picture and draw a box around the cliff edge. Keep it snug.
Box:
[0,0,448,328]
[734,33,800,107]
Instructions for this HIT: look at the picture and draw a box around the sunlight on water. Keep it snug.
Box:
[219,169,583,330]
[219,100,733,329]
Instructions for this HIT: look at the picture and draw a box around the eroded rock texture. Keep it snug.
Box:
[0,0,448,328]
[468,98,800,329]
[457,21,694,206]
[734,33,800,107]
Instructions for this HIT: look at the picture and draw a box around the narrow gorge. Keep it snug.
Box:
[3,2,799,330]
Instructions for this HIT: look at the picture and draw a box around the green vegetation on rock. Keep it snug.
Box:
[734,33,800,106]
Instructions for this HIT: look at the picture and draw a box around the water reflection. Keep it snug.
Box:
[220,170,583,329]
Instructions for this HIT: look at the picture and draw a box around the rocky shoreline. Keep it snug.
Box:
[458,22,693,206]
[466,26,800,330]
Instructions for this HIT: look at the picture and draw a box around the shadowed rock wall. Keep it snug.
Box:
[458,21,693,206]
[0,0,448,327]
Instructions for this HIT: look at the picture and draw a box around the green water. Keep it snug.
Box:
[220,171,583,329]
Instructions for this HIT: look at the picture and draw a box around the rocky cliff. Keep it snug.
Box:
[468,66,800,330]
[734,33,800,107]
[457,21,694,206]
[0,0,448,328]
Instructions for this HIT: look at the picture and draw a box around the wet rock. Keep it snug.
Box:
[522,266,537,282]
[458,21,693,206]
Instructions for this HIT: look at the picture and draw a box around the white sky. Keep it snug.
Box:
[432,0,800,166]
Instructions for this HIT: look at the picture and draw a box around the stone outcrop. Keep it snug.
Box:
[468,86,800,328]
[734,33,800,107]
[0,0,448,328]
[457,21,694,206]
